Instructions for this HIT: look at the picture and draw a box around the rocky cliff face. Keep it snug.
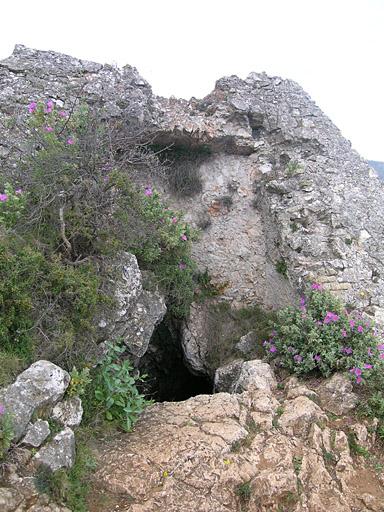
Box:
[1,44,384,325]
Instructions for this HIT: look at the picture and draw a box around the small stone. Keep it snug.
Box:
[214,360,243,393]
[34,428,75,471]
[234,360,277,393]
[318,373,358,415]
[22,420,50,447]
[52,397,83,428]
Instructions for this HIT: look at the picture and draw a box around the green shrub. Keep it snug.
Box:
[67,367,92,398]
[0,405,14,459]
[93,342,150,432]
[265,284,384,379]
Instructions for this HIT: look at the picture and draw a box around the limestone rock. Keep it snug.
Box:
[234,360,277,393]
[51,396,83,428]
[22,420,50,447]
[0,361,70,440]
[318,373,358,415]
[34,428,75,471]
[98,252,166,358]
[279,396,328,436]
[213,359,243,392]
[235,331,257,355]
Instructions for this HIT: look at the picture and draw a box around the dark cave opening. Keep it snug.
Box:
[138,320,212,402]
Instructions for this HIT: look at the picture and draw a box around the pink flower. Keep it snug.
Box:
[171,217,178,224]
[181,234,188,241]
[314,354,321,362]
[363,363,373,369]
[59,111,68,118]
[379,353,384,360]
[0,193,8,202]
[269,345,277,353]
[367,347,373,356]
[0,404,5,415]
[45,126,53,132]
[294,354,303,363]
[349,320,355,329]
[357,325,364,333]
[324,311,339,324]
[377,344,384,351]
[300,297,306,307]
[28,102,37,113]
[66,137,74,145]
[311,283,322,290]
[341,346,353,355]
[356,376,363,384]
[44,100,54,113]
[144,186,153,196]
[350,367,362,377]
[15,189,22,195]
[178,262,187,270]
[341,329,347,337]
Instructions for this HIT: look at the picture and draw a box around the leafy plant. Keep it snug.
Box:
[0,183,26,228]
[235,481,252,502]
[93,342,150,431]
[67,367,92,398]
[0,405,14,459]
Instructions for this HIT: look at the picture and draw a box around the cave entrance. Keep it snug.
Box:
[138,320,212,402]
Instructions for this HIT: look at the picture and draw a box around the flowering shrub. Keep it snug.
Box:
[0,404,13,459]
[265,284,384,381]
[0,184,26,228]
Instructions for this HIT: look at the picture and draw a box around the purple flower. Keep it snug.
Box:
[44,100,54,113]
[300,297,306,307]
[171,217,178,224]
[341,329,347,337]
[262,340,269,347]
[324,311,340,324]
[367,347,373,356]
[269,345,277,353]
[349,320,355,329]
[294,354,303,363]
[363,363,373,369]
[377,344,384,351]
[311,283,322,290]
[0,193,8,202]
[341,346,353,355]
[66,137,74,145]
[350,367,362,377]
[15,188,22,195]
[45,126,53,132]
[180,234,188,241]
[178,262,187,270]
[59,111,68,118]
[357,325,364,333]
[379,353,384,360]
[356,376,363,384]
[0,403,5,415]
[28,101,37,113]
[144,186,153,196]
[287,346,295,353]
[314,354,321,362]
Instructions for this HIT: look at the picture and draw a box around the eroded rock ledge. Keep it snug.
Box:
[92,364,383,512]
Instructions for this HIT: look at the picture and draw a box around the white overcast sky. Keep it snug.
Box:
[1,0,383,160]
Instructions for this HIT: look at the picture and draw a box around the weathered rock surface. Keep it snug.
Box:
[34,427,75,471]
[51,396,83,428]
[318,373,359,415]
[0,361,70,440]
[22,419,50,448]
[1,44,384,325]
[98,252,166,359]
[214,359,277,393]
[91,362,384,511]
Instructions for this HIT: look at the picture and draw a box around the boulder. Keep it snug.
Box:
[34,428,75,471]
[22,420,50,448]
[98,252,166,359]
[318,373,358,415]
[234,360,277,393]
[0,361,70,440]
[51,397,83,428]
